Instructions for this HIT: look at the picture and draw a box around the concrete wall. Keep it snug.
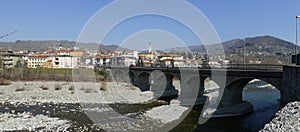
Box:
[282,65,300,106]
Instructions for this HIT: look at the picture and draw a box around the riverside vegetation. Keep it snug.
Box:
[0,67,109,82]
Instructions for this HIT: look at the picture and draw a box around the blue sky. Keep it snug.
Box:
[0,0,300,48]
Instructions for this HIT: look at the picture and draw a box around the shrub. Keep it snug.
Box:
[40,85,49,90]
[85,87,97,93]
[80,87,97,93]
[100,82,107,91]
[15,86,25,92]
[68,85,74,91]
[85,88,93,93]
[54,84,62,90]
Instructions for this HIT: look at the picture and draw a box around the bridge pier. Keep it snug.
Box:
[150,72,178,99]
[175,74,207,106]
[137,73,151,91]
[282,65,300,106]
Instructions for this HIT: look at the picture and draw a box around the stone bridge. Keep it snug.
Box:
[108,65,300,117]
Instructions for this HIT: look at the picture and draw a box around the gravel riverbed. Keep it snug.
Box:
[260,101,300,131]
[0,81,188,131]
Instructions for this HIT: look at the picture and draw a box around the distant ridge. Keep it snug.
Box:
[0,36,296,59]
[0,40,131,52]
[166,35,296,57]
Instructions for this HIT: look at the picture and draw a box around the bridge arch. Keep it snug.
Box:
[206,76,283,117]
[224,77,283,96]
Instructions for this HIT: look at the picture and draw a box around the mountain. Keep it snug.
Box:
[0,35,296,61]
[0,40,131,52]
[222,35,295,55]
[164,35,296,64]
[166,35,295,56]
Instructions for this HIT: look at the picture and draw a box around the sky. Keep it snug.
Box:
[1,0,300,50]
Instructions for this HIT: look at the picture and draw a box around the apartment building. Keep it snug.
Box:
[51,56,80,69]
[27,55,51,68]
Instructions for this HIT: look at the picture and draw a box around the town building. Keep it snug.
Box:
[51,56,80,69]
[27,55,51,68]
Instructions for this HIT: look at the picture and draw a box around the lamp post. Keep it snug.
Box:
[296,16,300,55]
[293,16,300,64]
[242,38,246,67]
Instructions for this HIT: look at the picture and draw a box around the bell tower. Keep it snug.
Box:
[148,42,152,54]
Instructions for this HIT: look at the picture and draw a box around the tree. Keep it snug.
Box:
[181,52,187,59]
[187,52,193,59]
[15,59,22,68]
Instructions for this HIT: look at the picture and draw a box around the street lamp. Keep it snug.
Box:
[296,16,300,54]
[242,38,246,66]
[292,16,300,64]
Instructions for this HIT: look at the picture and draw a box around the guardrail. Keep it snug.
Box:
[199,64,283,70]
[98,64,284,71]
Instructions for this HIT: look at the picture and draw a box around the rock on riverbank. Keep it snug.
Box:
[260,101,300,131]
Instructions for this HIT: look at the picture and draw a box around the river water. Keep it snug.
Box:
[193,87,280,131]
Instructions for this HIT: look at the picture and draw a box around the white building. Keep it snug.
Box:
[27,55,51,68]
[52,56,80,69]
[111,55,136,67]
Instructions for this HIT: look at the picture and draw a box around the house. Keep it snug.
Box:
[56,49,70,56]
[95,54,111,66]
[173,55,185,67]
[111,55,136,67]
[27,55,51,68]
[51,56,80,69]
[157,54,174,67]
[70,50,84,57]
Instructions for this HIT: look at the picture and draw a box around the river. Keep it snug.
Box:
[192,86,281,131]
[0,80,281,131]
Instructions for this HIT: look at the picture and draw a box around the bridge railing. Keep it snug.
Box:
[101,64,283,71]
[199,64,283,70]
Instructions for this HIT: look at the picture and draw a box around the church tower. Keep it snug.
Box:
[148,42,152,54]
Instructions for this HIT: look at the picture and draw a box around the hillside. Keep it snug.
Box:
[167,35,294,60]
[222,35,295,56]
[0,36,296,63]
[0,40,131,52]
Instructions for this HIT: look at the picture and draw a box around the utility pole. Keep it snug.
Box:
[243,39,246,67]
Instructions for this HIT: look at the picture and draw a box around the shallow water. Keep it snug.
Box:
[180,88,281,132]
[0,101,166,131]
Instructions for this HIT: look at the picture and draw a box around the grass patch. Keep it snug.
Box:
[0,78,11,85]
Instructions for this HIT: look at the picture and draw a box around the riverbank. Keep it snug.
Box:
[0,81,154,104]
[260,101,300,131]
[0,81,189,131]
